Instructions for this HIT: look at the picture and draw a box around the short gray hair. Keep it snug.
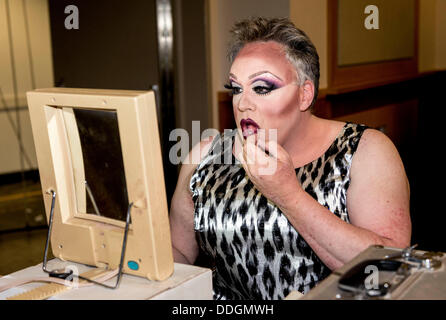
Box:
[227,17,320,108]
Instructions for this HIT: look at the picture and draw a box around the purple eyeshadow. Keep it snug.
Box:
[252,77,282,89]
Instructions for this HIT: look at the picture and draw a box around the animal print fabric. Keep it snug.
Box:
[190,122,368,300]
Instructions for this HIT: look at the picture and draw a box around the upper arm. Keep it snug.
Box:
[169,135,216,264]
[347,129,411,248]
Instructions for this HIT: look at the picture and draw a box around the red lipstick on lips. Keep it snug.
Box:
[240,118,260,139]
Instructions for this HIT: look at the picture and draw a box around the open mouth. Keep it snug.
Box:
[240,118,260,139]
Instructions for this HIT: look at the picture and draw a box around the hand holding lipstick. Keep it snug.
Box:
[238,130,303,212]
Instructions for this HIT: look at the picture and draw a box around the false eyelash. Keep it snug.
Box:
[253,85,276,96]
[224,83,243,96]
[224,83,234,96]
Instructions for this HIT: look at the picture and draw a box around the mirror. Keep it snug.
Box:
[63,107,129,222]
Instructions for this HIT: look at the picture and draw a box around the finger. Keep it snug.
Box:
[256,129,267,151]
[264,138,279,159]
[233,130,244,162]
[242,134,252,160]
[244,134,260,165]
[246,135,273,169]
[245,133,256,146]
[238,149,251,177]
[235,127,245,147]
[237,145,247,166]
[250,130,273,161]
[237,138,250,167]
[254,129,276,158]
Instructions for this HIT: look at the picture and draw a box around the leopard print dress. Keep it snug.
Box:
[190,122,368,300]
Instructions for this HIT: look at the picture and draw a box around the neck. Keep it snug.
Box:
[282,113,325,168]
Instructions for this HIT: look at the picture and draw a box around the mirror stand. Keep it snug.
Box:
[42,189,133,289]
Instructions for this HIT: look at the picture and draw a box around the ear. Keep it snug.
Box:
[298,80,315,112]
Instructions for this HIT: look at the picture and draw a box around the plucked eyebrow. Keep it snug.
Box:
[249,71,283,81]
[229,71,283,82]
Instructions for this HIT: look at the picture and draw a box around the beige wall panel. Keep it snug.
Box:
[338,0,415,67]
[25,0,54,89]
[419,0,436,72]
[436,0,446,69]
[0,0,53,174]
[0,0,54,106]
[0,110,38,174]
[0,0,15,104]
[2,0,33,105]
[290,0,328,89]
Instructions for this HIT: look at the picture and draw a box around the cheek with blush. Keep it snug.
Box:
[259,91,300,143]
[259,89,299,118]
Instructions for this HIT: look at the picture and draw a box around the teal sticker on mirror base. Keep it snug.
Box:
[127,260,139,270]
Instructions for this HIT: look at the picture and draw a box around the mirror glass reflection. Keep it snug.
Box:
[65,108,129,222]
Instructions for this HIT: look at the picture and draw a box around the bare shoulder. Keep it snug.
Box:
[177,134,219,190]
[347,128,411,247]
[357,128,397,153]
[172,133,219,208]
[169,134,219,263]
[351,128,407,180]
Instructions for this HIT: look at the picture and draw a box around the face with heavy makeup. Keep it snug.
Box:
[228,41,311,149]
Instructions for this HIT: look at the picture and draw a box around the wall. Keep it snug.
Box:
[436,0,446,69]
[289,0,327,89]
[419,0,437,72]
[207,0,289,129]
[418,0,446,71]
[0,0,54,174]
[290,0,446,78]
[174,0,210,135]
[49,0,159,91]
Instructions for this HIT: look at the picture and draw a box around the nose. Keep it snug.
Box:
[235,91,256,113]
